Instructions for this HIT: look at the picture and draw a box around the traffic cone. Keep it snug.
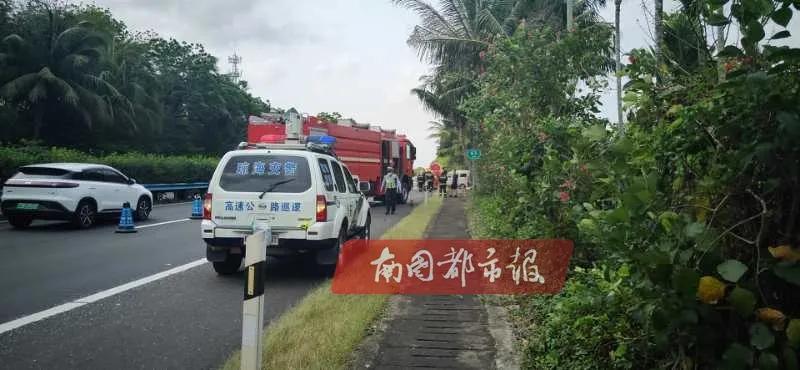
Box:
[190,195,203,219]
[115,202,137,233]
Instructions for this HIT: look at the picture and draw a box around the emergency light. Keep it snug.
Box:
[306,135,337,146]
[259,134,286,143]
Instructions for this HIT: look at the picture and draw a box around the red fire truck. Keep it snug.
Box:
[247,113,416,203]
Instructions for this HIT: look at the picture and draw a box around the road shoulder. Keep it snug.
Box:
[353,196,514,369]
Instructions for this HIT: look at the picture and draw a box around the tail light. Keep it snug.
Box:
[316,195,327,222]
[203,193,213,220]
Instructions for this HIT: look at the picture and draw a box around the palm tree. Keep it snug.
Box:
[412,72,473,165]
[427,119,463,162]
[394,0,610,159]
[0,4,127,139]
[391,0,520,72]
[107,37,163,136]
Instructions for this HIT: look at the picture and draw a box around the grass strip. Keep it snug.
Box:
[221,196,443,370]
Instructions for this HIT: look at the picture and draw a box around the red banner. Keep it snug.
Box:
[332,239,573,294]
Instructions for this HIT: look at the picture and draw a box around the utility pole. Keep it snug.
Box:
[615,0,624,132]
[654,0,663,78]
[566,0,574,31]
[715,11,725,53]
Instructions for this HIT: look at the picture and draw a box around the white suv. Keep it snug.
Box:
[1,163,153,229]
[201,142,372,274]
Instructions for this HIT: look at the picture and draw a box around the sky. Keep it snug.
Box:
[85,0,800,166]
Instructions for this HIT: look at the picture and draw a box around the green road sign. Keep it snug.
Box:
[466,149,481,160]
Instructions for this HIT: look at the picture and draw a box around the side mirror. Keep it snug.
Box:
[358,181,371,193]
[128,178,136,185]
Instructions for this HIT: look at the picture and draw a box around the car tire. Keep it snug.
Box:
[213,253,242,275]
[135,196,152,221]
[358,213,371,240]
[316,224,347,266]
[8,215,33,229]
[72,200,96,229]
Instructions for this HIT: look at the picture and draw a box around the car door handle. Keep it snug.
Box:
[88,187,96,190]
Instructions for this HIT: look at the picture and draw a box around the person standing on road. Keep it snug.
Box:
[438,169,448,197]
[425,171,434,192]
[381,167,399,215]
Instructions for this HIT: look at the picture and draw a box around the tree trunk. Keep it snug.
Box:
[615,0,623,132]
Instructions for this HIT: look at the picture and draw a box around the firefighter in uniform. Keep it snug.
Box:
[381,167,399,215]
[424,171,434,192]
[438,170,448,197]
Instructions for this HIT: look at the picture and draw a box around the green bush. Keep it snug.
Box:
[521,265,657,370]
[465,9,800,369]
[0,144,218,184]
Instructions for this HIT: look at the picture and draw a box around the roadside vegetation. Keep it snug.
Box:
[397,0,800,368]
[0,0,269,155]
[0,143,217,183]
[221,196,443,370]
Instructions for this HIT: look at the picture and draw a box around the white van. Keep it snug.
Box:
[201,142,371,274]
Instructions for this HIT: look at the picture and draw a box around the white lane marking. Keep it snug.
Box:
[0,258,208,335]
[136,218,191,229]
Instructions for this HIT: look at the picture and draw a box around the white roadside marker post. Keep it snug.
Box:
[241,222,270,370]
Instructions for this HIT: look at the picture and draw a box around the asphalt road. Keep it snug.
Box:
[0,193,421,369]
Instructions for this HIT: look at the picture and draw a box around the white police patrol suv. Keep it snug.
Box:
[201,132,372,275]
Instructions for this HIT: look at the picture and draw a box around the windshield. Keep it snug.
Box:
[218,155,310,193]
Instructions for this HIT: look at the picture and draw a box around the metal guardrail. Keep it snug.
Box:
[142,182,209,192]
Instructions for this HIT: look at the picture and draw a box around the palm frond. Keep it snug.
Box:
[391,0,458,35]
[439,0,472,35]
[477,8,506,38]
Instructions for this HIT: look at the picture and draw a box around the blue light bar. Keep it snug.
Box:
[307,135,336,145]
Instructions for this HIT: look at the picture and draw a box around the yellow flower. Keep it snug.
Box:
[756,308,786,330]
[768,245,800,262]
[697,276,726,304]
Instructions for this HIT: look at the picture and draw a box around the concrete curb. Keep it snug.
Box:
[484,300,520,370]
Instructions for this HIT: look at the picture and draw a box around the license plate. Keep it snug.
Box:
[16,203,38,210]
[270,234,279,246]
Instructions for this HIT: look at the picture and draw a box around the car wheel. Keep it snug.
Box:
[316,224,347,266]
[135,196,152,221]
[8,215,33,229]
[213,253,242,275]
[72,200,96,229]
[359,213,371,240]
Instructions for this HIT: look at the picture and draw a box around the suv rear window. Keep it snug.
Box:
[14,167,72,179]
[318,159,335,192]
[329,161,347,193]
[218,155,311,193]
